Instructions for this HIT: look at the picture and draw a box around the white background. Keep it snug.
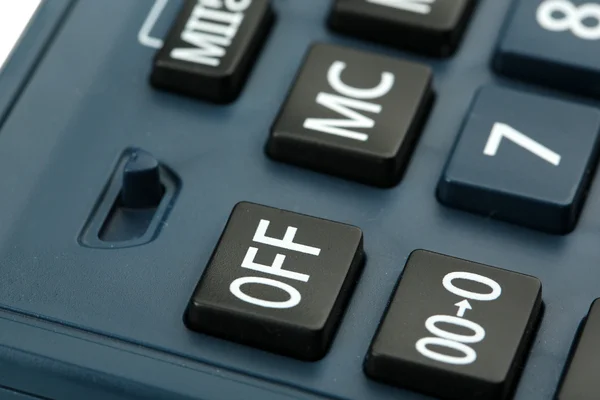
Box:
[0,0,43,72]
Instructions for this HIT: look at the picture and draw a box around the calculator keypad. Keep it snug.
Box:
[2,0,597,398]
[437,86,600,234]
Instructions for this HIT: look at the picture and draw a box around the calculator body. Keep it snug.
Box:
[0,1,599,399]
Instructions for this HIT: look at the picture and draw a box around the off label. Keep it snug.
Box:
[229,218,322,309]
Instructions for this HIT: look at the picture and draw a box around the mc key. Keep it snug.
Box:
[185,202,365,360]
[365,250,542,400]
[267,43,433,187]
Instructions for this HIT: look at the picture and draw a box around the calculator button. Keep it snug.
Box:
[556,299,600,399]
[150,0,274,103]
[185,202,364,360]
[437,86,600,234]
[494,0,600,98]
[328,0,476,56]
[267,43,433,187]
[365,250,542,400]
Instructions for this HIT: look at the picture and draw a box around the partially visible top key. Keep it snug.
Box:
[556,299,600,399]
[494,0,600,98]
[328,0,477,56]
[150,0,274,103]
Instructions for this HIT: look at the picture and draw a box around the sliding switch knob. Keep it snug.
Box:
[121,149,163,209]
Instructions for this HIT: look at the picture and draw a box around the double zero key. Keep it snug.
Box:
[365,250,542,400]
[185,202,365,360]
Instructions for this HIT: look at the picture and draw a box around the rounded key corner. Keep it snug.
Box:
[591,298,600,310]
[490,50,514,75]
[230,200,259,215]
[362,350,384,375]
[264,133,284,156]
[148,69,166,90]
[435,170,455,194]
[232,200,251,208]
[419,67,436,86]
[182,303,197,328]
[435,177,474,210]
[406,249,430,260]
[528,274,544,290]
[183,298,213,326]
[300,350,328,363]
[480,373,513,390]
[425,6,477,41]
[307,42,336,54]
[349,223,365,238]
[375,174,403,189]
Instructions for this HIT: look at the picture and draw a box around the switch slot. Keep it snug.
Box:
[79,148,179,248]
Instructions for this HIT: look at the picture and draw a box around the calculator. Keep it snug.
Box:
[1,0,600,399]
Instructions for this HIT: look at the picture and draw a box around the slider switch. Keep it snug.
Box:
[121,149,163,208]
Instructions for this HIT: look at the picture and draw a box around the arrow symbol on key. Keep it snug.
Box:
[455,299,472,317]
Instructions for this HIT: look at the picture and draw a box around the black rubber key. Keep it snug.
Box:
[365,250,542,400]
[328,0,476,57]
[267,43,433,187]
[556,299,600,399]
[185,202,364,360]
[150,0,274,103]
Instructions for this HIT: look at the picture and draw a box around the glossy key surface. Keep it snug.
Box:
[267,43,433,187]
[438,85,600,234]
[365,250,543,400]
[186,202,364,360]
[151,0,274,103]
[494,0,600,98]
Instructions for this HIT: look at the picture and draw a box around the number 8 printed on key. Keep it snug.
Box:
[537,0,600,40]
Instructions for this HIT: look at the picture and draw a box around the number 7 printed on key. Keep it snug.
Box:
[483,122,561,166]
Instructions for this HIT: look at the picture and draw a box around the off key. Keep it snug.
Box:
[365,250,542,400]
[185,202,365,360]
